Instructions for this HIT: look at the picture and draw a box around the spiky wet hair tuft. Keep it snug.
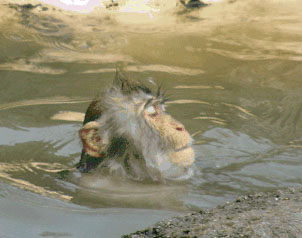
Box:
[114,70,168,104]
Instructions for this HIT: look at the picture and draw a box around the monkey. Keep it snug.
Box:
[77,71,195,181]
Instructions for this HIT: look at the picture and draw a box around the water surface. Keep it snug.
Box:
[1,0,302,237]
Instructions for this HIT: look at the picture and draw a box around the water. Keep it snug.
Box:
[1,0,302,236]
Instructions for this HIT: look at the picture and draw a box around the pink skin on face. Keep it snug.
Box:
[144,105,188,134]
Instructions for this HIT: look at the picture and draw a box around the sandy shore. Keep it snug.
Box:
[122,187,302,238]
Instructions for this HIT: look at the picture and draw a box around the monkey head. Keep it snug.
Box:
[79,72,195,180]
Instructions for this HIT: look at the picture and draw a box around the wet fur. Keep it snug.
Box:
[78,73,194,181]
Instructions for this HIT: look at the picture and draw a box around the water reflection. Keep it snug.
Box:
[0,59,67,74]
[0,97,90,111]
[0,163,72,201]
[74,175,187,210]
[81,64,204,75]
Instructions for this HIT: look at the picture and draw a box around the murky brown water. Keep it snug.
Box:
[1,0,302,237]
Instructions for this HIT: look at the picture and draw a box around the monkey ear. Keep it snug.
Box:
[79,121,104,157]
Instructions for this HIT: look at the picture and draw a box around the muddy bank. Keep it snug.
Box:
[123,187,302,238]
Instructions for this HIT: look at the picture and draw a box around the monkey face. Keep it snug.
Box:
[144,104,192,148]
[143,103,195,168]
[79,72,195,179]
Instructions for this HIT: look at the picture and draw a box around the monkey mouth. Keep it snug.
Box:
[174,145,190,152]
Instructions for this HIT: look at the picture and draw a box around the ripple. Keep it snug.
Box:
[82,65,204,75]
[222,103,256,117]
[206,40,302,61]
[2,30,32,42]
[0,170,72,201]
[193,116,226,125]
[18,6,71,38]
[126,65,205,75]
[77,174,187,209]
[35,49,134,64]
[30,162,71,173]
[51,111,85,122]
[167,99,210,105]
[0,97,90,111]
[0,59,66,75]
[0,162,72,201]
[174,85,224,89]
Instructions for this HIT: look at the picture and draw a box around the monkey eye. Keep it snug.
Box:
[146,105,156,114]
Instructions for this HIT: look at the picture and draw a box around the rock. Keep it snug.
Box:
[122,187,302,238]
[8,3,49,13]
[180,0,209,9]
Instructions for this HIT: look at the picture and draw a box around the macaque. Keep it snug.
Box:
[77,72,195,181]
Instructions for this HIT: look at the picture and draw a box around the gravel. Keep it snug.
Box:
[122,187,302,238]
